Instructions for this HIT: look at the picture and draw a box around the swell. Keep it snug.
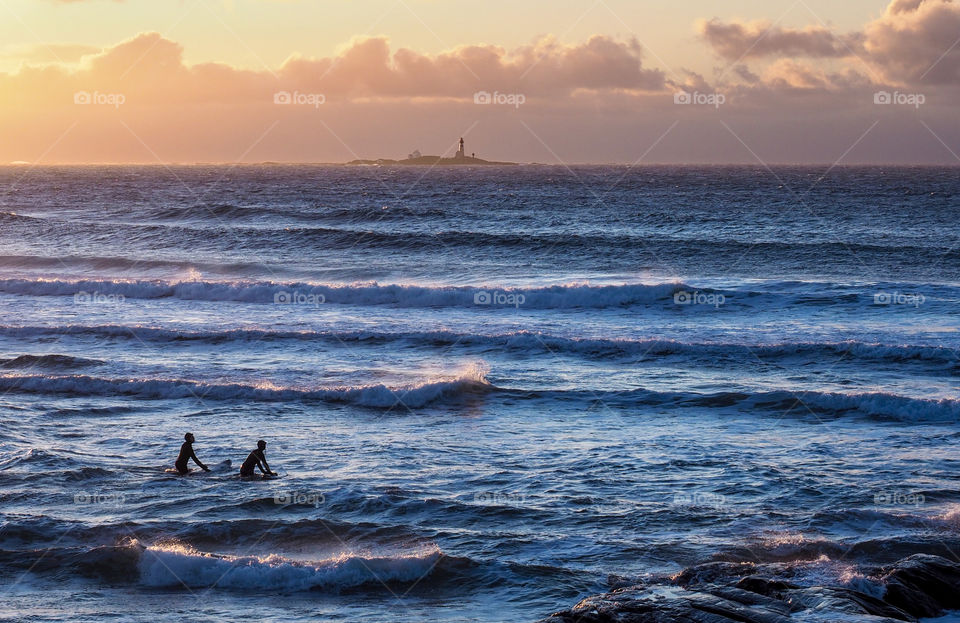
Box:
[0,278,689,308]
[0,541,448,592]
[0,211,40,223]
[0,353,104,369]
[1,539,556,595]
[2,276,953,309]
[1,372,954,421]
[139,203,449,222]
[0,254,281,276]
[137,543,445,591]
[2,325,956,367]
[508,386,960,422]
[9,213,957,258]
[0,366,491,408]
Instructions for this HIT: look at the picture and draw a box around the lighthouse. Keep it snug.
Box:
[456,137,465,159]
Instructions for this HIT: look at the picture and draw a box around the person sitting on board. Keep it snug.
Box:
[175,432,210,474]
[240,439,277,478]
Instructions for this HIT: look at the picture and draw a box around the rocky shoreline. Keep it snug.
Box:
[540,554,960,622]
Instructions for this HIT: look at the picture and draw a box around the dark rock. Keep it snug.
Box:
[735,576,799,599]
[783,586,915,621]
[541,584,793,623]
[880,553,960,618]
[539,553,960,622]
[674,561,757,587]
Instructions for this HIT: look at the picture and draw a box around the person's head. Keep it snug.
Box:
[184,432,195,443]
[257,439,266,451]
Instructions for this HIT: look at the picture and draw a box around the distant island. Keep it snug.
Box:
[347,137,517,166]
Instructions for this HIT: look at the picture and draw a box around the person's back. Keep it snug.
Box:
[240,439,275,477]
[174,432,209,474]
[175,441,192,473]
[239,448,264,476]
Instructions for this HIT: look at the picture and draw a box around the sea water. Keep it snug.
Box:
[0,165,958,622]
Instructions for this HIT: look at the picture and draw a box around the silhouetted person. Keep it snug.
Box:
[240,439,277,478]
[175,432,209,474]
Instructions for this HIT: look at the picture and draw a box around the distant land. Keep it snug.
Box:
[347,137,517,166]
[346,155,517,166]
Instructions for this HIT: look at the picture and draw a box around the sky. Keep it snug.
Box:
[0,0,957,164]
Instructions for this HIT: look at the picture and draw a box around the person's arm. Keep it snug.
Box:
[190,448,210,471]
[259,454,275,476]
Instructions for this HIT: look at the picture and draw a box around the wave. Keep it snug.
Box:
[24,217,960,263]
[0,277,690,308]
[55,215,956,258]
[0,254,278,276]
[4,325,955,370]
[142,204,448,223]
[0,365,491,408]
[138,542,442,591]
[0,368,954,421]
[508,386,960,422]
[0,354,104,370]
[0,211,39,223]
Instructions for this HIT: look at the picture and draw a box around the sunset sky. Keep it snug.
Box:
[1,0,958,164]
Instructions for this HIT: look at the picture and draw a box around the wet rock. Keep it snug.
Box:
[880,553,960,618]
[540,554,960,622]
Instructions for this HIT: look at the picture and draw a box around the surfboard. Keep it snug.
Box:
[240,472,282,481]
[164,460,229,475]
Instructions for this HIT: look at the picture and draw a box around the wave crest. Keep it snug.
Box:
[0,277,687,309]
[0,364,491,408]
[137,542,443,591]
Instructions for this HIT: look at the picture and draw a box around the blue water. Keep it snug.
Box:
[0,165,958,622]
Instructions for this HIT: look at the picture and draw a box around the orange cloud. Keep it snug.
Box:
[701,0,960,86]
[864,0,960,85]
[0,31,665,109]
[699,19,862,60]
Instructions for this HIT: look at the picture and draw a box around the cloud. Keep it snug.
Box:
[864,0,960,84]
[699,19,862,60]
[278,34,666,97]
[0,31,666,110]
[759,59,873,91]
[701,0,960,86]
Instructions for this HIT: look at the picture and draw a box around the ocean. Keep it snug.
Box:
[0,164,958,622]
